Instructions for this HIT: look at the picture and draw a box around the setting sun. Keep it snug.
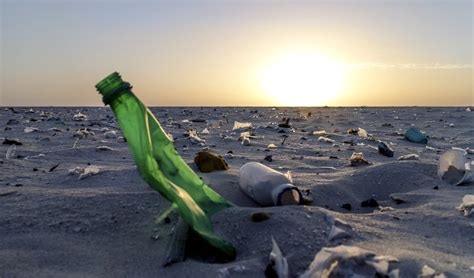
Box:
[260,53,345,106]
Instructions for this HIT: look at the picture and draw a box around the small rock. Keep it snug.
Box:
[264,155,273,162]
[378,141,394,157]
[341,203,352,211]
[361,198,379,208]
[350,152,369,166]
[194,151,229,173]
[6,119,19,125]
[2,138,22,145]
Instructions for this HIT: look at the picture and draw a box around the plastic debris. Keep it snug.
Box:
[265,237,289,278]
[318,137,335,144]
[239,131,252,141]
[24,127,38,133]
[5,145,16,159]
[232,121,252,130]
[328,218,353,242]
[185,129,206,144]
[267,143,277,149]
[73,128,95,138]
[404,127,428,144]
[398,154,419,161]
[72,112,88,121]
[300,245,399,278]
[201,128,210,135]
[378,141,394,157]
[347,128,368,138]
[350,152,369,166]
[420,265,446,278]
[239,162,301,206]
[194,151,229,173]
[457,195,474,217]
[241,137,251,146]
[69,165,101,180]
[96,146,114,151]
[438,148,474,185]
[312,130,327,136]
[104,130,118,139]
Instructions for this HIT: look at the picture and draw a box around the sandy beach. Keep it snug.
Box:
[1,106,473,277]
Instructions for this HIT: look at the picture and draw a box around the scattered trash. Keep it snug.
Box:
[96,146,114,151]
[264,155,273,162]
[312,130,327,136]
[191,118,206,123]
[2,138,22,145]
[347,128,368,138]
[265,237,289,278]
[217,265,249,278]
[404,127,428,144]
[278,118,291,128]
[104,130,118,139]
[239,131,252,141]
[24,153,46,160]
[72,112,88,121]
[232,121,252,130]
[267,143,277,149]
[350,152,369,166]
[397,154,419,161]
[201,128,210,135]
[457,195,474,217]
[241,137,251,146]
[185,129,206,144]
[69,165,101,180]
[194,151,229,173]
[5,145,17,159]
[73,128,95,138]
[239,162,301,206]
[466,107,471,112]
[23,127,38,133]
[378,141,394,157]
[300,245,399,278]
[318,137,335,144]
[438,148,474,185]
[49,163,60,172]
[328,218,353,242]
[420,265,446,278]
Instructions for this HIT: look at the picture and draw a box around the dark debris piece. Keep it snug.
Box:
[361,198,379,208]
[2,138,22,145]
[341,203,352,211]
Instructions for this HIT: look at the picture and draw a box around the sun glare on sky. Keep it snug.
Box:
[260,52,346,106]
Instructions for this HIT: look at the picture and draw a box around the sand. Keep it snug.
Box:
[1,106,473,277]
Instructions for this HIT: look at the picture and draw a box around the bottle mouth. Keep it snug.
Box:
[277,186,302,206]
[95,72,132,105]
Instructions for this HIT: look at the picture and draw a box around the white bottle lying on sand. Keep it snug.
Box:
[438,148,474,186]
[239,162,302,206]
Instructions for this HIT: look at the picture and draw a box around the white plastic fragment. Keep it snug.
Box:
[312,130,327,136]
[69,165,101,180]
[72,112,88,121]
[300,245,399,278]
[457,195,474,217]
[268,237,289,278]
[24,127,38,133]
[318,137,335,144]
[5,145,16,159]
[397,154,420,161]
[241,137,251,146]
[438,148,474,185]
[201,128,210,135]
[186,129,205,144]
[104,130,118,139]
[267,143,277,149]
[96,146,114,151]
[233,121,252,130]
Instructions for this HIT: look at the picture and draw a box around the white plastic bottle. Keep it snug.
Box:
[239,162,302,206]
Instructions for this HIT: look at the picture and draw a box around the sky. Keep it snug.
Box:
[1,0,472,106]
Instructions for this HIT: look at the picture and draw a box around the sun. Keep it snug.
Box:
[260,52,345,106]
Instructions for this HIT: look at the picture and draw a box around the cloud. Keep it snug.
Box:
[346,62,473,70]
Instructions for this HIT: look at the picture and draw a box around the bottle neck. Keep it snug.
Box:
[96,72,133,106]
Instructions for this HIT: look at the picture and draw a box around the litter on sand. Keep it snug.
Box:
[68,165,101,180]
[457,195,474,217]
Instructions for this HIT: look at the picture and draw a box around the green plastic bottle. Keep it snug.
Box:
[96,72,235,259]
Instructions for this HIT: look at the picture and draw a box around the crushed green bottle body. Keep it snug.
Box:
[96,72,235,259]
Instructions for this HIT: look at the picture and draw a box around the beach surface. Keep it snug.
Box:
[1,106,473,277]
